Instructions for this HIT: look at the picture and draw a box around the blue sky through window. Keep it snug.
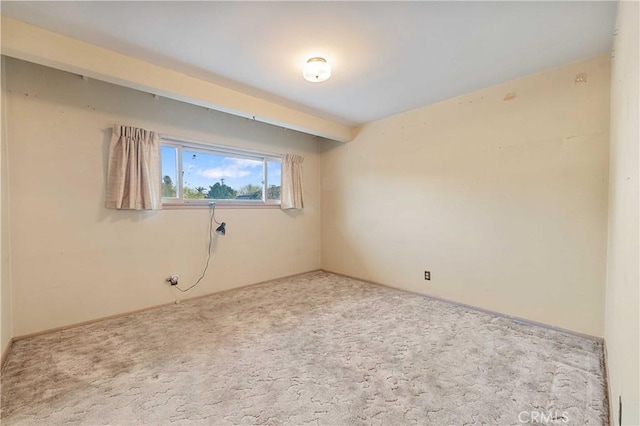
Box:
[161,146,281,192]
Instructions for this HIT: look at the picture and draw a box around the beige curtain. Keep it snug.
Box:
[106,125,161,210]
[281,154,304,210]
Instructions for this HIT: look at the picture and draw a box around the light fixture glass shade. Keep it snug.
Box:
[303,57,331,83]
[215,222,226,236]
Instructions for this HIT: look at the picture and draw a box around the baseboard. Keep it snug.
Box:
[13,269,322,342]
[1,338,13,372]
[321,269,604,343]
[14,301,179,341]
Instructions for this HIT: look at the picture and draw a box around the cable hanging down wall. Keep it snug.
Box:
[169,203,225,293]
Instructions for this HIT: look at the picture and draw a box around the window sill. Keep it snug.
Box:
[162,203,281,210]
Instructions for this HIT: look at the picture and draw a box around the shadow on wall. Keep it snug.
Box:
[11,58,313,151]
[318,138,345,155]
[282,209,304,218]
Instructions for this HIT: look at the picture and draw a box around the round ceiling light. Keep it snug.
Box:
[302,57,331,83]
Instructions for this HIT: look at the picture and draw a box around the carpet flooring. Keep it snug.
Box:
[1,271,608,425]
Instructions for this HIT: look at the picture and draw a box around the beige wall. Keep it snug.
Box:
[321,55,610,337]
[4,57,321,337]
[605,2,639,425]
[1,57,13,355]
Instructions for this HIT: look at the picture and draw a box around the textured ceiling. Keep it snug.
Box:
[1,1,617,125]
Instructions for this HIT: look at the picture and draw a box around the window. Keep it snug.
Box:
[160,138,282,206]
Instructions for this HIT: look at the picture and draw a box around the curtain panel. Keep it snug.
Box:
[106,125,161,210]
[281,154,304,210]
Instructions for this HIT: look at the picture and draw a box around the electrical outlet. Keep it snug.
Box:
[424,271,431,281]
[165,275,179,286]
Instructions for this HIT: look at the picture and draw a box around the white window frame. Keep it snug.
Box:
[160,135,282,208]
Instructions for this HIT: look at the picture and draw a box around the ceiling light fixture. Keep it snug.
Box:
[303,57,331,83]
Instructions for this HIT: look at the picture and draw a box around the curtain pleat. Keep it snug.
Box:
[281,154,304,210]
[106,125,161,210]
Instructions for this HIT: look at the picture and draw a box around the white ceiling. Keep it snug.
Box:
[1,1,617,126]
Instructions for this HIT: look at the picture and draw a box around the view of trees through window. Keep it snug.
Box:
[160,145,281,202]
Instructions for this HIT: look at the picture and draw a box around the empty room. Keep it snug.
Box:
[0,1,638,425]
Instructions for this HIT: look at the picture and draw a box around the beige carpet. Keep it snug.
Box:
[1,271,607,425]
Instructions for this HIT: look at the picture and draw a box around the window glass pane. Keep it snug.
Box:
[267,161,282,201]
[182,150,263,201]
[161,146,177,198]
